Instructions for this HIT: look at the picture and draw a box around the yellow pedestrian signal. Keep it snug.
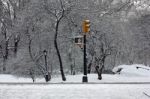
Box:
[82,20,90,33]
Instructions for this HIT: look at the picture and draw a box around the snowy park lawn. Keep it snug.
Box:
[0,64,150,99]
[0,64,150,83]
[0,73,150,83]
[1,73,150,83]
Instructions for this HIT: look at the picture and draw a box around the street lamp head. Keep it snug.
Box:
[43,50,47,55]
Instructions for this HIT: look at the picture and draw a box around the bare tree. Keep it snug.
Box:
[43,0,74,81]
[93,32,115,80]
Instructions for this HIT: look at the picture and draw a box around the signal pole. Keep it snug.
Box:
[82,20,90,83]
[82,34,88,82]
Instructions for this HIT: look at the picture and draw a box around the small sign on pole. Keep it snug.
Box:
[74,35,83,48]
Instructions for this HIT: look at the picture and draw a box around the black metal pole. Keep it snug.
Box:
[82,34,88,82]
[45,54,48,72]
[44,50,49,82]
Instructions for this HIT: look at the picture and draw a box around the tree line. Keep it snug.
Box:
[0,0,150,81]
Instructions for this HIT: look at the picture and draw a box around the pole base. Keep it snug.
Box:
[45,74,49,82]
[82,75,88,83]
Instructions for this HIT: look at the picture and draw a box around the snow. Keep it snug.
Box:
[0,64,150,99]
[0,73,150,83]
[0,84,150,99]
[0,64,150,83]
[112,64,150,77]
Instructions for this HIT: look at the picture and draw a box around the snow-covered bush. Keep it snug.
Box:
[112,64,150,76]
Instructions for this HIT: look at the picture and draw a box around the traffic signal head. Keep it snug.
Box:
[82,20,90,33]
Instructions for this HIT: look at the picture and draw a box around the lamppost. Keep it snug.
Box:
[43,50,49,82]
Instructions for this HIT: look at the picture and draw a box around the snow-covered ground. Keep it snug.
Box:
[0,84,150,99]
[113,64,150,77]
[0,73,150,83]
[0,64,150,99]
[0,64,150,83]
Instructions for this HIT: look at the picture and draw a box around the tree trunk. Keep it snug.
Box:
[14,35,20,57]
[96,56,106,80]
[87,62,92,74]
[54,39,66,81]
[99,56,106,80]
[3,38,9,72]
[54,20,66,81]
[98,73,102,80]
[95,65,102,80]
